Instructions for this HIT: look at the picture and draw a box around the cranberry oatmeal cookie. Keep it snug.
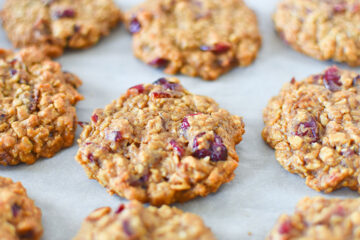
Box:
[124,0,261,80]
[76,78,244,206]
[274,0,360,66]
[0,47,83,165]
[263,66,360,193]
[0,176,43,240]
[267,197,360,240]
[73,200,216,240]
[1,0,122,58]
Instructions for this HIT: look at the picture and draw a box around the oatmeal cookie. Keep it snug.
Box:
[0,47,83,165]
[274,0,360,66]
[267,197,360,240]
[1,0,122,58]
[73,200,216,240]
[124,0,261,80]
[76,78,244,205]
[263,66,360,193]
[0,176,43,240]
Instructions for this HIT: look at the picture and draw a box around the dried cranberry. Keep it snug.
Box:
[123,220,132,236]
[278,220,292,234]
[213,43,231,54]
[192,133,228,161]
[334,205,346,216]
[170,140,185,157]
[295,118,319,143]
[129,173,150,187]
[73,24,81,33]
[115,204,125,214]
[129,17,141,34]
[353,75,360,86]
[152,92,171,98]
[106,131,122,142]
[149,58,169,68]
[11,204,21,217]
[200,43,231,54]
[129,84,144,94]
[153,78,179,90]
[333,3,346,13]
[290,77,296,84]
[91,114,98,123]
[87,153,95,162]
[77,121,89,128]
[323,67,342,91]
[181,117,190,131]
[210,134,228,162]
[28,89,40,113]
[53,9,76,19]
[340,148,355,157]
[10,69,17,76]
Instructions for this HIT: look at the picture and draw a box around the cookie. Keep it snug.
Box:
[267,197,360,240]
[124,0,261,80]
[1,0,122,58]
[274,0,360,66]
[76,78,244,205]
[262,66,360,193]
[0,176,43,240]
[73,200,216,240]
[0,47,83,165]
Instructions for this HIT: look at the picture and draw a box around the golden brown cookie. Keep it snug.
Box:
[1,0,122,58]
[0,47,83,165]
[76,78,244,206]
[73,201,216,240]
[0,176,43,240]
[263,66,360,193]
[267,197,360,240]
[124,0,261,80]
[274,0,360,66]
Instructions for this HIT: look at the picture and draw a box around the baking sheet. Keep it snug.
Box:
[0,0,359,239]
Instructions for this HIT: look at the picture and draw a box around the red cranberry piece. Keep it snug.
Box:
[12,204,21,217]
[192,132,211,158]
[53,9,76,19]
[334,205,346,216]
[10,69,17,76]
[87,153,95,162]
[170,140,185,157]
[153,78,179,90]
[77,121,89,128]
[73,24,81,33]
[200,42,231,54]
[152,92,171,98]
[323,67,342,91]
[279,220,292,234]
[295,118,319,143]
[123,220,132,236]
[91,114,98,123]
[333,3,346,13]
[106,131,123,142]
[181,117,190,131]
[149,58,169,68]
[210,134,228,162]
[353,75,360,86]
[213,43,231,54]
[115,204,125,214]
[129,84,144,94]
[290,77,296,84]
[129,17,141,34]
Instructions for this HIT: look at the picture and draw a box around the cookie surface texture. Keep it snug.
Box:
[0,176,43,240]
[1,0,122,57]
[274,0,360,66]
[263,66,360,193]
[76,78,245,205]
[267,197,360,240]
[0,47,83,165]
[73,200,216,240]
[125,0,261,80]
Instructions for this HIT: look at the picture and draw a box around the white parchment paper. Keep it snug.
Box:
[0,1,359,239]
